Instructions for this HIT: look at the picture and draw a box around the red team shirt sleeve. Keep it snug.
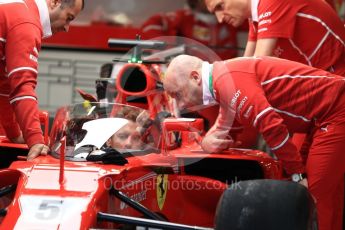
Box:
[213,73,305,175]
[0,97,21,138]
[253,0,299,40]
[5,22,44,147]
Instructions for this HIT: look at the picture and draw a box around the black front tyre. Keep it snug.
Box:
[215,179,318,230]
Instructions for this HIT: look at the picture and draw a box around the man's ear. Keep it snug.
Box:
[105,139,111,147]
[190,71,202,85]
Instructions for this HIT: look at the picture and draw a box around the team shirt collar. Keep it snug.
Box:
[251,0,260,22]
[34,0,52,38]
[202,62,216,105]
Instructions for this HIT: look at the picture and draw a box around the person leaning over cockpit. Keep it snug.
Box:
[0,0,84,161]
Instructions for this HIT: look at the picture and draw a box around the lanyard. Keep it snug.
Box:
[208,65,214,98]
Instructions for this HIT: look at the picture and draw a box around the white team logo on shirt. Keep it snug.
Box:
[258,11,272,20]
[29,54,38,63]
[29,47,38,63]
[33,47,38,55]
[237,96,248,114]
[244,105,253,118]
[230,89,241,108]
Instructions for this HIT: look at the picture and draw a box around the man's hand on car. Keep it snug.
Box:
[27,144,49,161]
[201,130,240,153]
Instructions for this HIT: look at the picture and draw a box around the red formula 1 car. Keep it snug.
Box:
[0,39,317,230]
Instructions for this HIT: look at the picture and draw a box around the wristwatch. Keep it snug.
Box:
[291,173,307,183]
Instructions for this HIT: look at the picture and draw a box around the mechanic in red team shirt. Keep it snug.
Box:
[141,0,238,60]
[0,0,84,160]
[142,0,262,148]
[205,0,345,171]
[163,55,345,230]
[204,0,345,73]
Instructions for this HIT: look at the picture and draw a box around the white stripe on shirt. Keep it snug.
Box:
[253,107,273,127]
[271,133,290,151]
[10,96,36,104]
[253,106,310,129]
[297,13,345,47]
[288,13,345,67]
[309,31,330,60]
[289,39,312,66]
[8,67,37,77]
[261,75,334,86]
[273,108,311,122]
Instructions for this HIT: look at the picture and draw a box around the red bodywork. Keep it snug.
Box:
[0,61,283,229]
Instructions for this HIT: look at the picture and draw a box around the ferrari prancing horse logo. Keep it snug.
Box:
[156,174,168,210]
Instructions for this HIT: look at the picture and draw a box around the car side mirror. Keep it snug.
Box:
[162,118,204,132]
[161,118,204,152]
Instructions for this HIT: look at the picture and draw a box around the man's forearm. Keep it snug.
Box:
[12,99,44,147]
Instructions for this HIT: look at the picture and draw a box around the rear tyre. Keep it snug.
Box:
[215,179,317,230]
